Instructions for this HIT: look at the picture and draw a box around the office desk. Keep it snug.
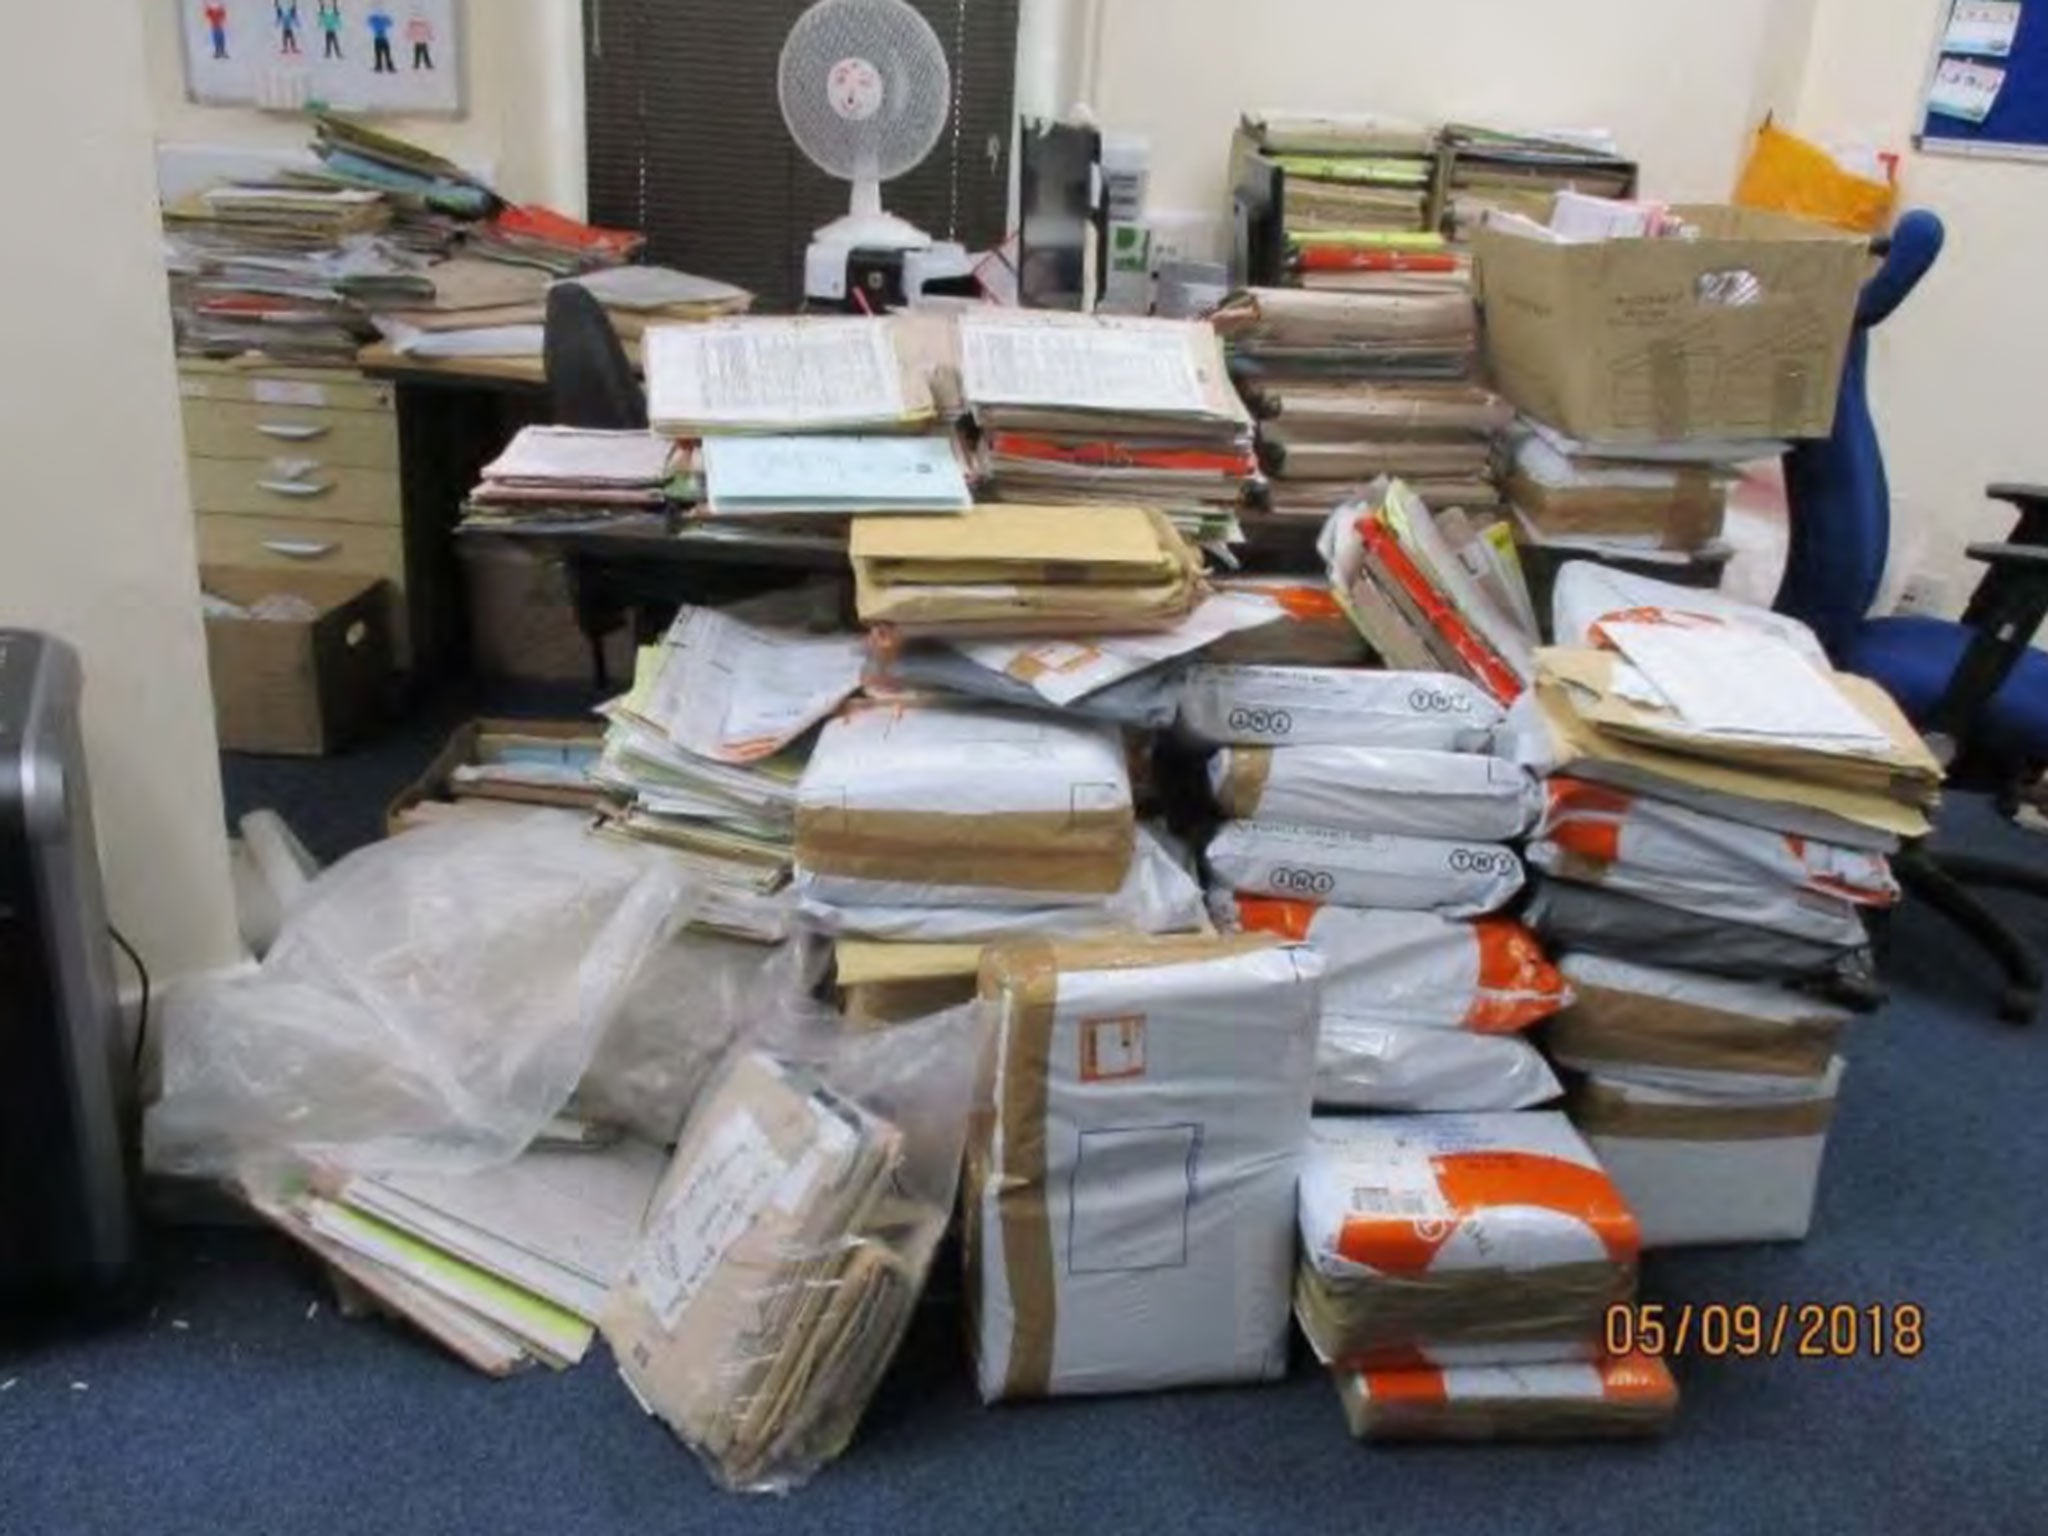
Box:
[358,346,851,685]
[458,522,849,688]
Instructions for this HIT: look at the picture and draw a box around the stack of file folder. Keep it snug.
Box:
[462,426,678,532]
[253,1139,668,1377]
[1217,285,1507,550]
[592,596,866,940]
[696,433,971,534]
[1440,123,1638,244]
[163,183,413,365]
[648,316,939,439]
[307,112,499,227]
[1236,111,1443,254]
[958,311,1256,546]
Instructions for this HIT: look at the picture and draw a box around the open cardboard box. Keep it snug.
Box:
[202,565,391,756]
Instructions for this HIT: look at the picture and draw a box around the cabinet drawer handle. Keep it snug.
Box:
[258,478,335,498]
[260,540,339,560]
[256,422,330,441]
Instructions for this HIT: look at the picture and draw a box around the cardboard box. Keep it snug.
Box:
[1475,206,1867,443]
[202,566,391,756]
[458,539,633,683]
[384,718,607,836]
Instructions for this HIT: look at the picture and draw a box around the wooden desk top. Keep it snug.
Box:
[355,343,551,390]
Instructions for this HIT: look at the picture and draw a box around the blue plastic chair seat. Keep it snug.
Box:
[1847,613,2048,762]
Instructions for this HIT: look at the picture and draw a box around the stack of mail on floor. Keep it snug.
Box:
[595,595,865,940]
[1215,286,1508,555]
[256,1139,668,1377]
[1507,584,1940,1245]
[1182,660,1563,1112]
[462,425,678,532]
[1297,1111,1673,1440]
[959,311,1257,546]
[1545,955,1850,1247]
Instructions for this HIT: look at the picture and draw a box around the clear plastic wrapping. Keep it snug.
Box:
[145,814,694,1178]
[601,1003,986,1492]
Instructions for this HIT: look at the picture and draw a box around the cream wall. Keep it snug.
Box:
[1790,0,2041,613]
[0,2,242,984]
[1084,0,1815,235]
[143,0,587,211]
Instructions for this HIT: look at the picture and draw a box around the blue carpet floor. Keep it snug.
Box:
[4,690,2044,1536]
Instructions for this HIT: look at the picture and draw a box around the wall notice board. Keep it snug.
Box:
[180,0,466,116]
[1918,0,2048,160]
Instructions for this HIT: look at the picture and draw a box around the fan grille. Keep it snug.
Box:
[778,0,952,183]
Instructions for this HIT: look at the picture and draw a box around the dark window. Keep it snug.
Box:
[584,0,1020,310]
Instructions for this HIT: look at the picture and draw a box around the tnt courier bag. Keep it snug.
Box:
[1218,896,1567,1111]
[1296,1112,1640,1366]
[1336,1351,1677,1441]
[968,935,1323,1400]
[1209,745,1539,841]
[794,702,1135,904]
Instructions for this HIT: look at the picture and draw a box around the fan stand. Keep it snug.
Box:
[806,175,942,307]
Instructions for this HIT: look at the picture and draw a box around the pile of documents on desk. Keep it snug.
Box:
[462,425,678,532]
[372,260,750,362]
[959,311,1257,546]
[1507,580,1941,1247]
[1297,1112,1675,1440]
[307,113,497,229]
[650,315,940,440]
[162,184,410,364]
[594,596,863,940]
[1216,286,1508,552]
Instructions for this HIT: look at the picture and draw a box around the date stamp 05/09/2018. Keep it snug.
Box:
[1603,1302,1926,1360]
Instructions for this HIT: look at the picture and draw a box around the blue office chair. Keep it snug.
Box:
[1779,208,2048,1022]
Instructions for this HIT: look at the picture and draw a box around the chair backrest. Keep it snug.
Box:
[543,281,647,431]
[1775,210,1945,661]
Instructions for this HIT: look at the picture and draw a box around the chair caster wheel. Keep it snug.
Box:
[1998,986,2037,1024]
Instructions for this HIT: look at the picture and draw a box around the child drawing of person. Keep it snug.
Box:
[203,3,229,60]
[318,1,344,59]
[367,6,395,72]
[406,7,435,70]
[276,1,302,55]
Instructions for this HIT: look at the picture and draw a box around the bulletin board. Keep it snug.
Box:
[179,0,466,116]
[1917,0,2048,161]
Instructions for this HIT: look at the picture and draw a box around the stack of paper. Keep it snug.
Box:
[307,113,497,225]
[254,1139,668,1376]
[1235,112,1442,254]
[850,504,1204,636]
[462,426,678,532]
[1216,285,1506,551]
[1319,482,1536,702]
[647,316,937,438]
[567,266,753,337]
[959,312,1256,543]
[698,434,971,525]
[373,260,749,362]
[163,184,410,365]
[593,598,866,938]
[466,203,645,277]
[1440,123,1637,244]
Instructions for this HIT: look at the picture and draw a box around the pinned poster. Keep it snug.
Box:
[1927,55,2009,120]
[180,0,466,116]
[1943,0,2024,57]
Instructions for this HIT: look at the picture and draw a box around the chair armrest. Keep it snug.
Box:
[1967,542,2048,570]
[1987,482,2048,510]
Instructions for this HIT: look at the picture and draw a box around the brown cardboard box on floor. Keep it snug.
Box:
[1475,204,1868,444]
[202,566,391,756]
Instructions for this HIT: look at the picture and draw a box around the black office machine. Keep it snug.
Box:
[0,631,139,1313]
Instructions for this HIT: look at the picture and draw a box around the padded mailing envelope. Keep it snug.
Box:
[1297,1112,1639,1366]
